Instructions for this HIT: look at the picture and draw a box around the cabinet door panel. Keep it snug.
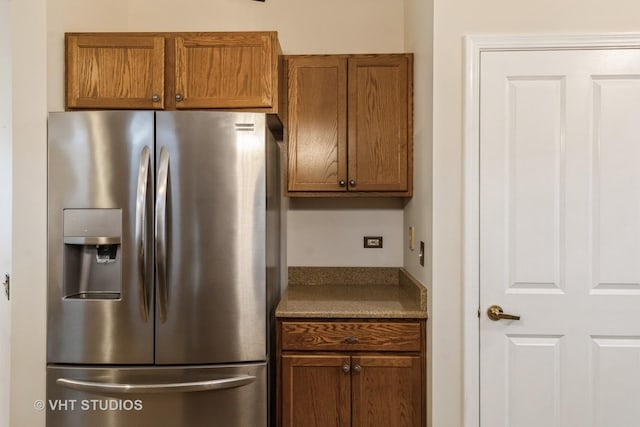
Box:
[282,354,350,427]
[174,33,275,109]
[348,56,410,192]
[66,35,165,109]
[351,355,422,427]
[287,56,348,191]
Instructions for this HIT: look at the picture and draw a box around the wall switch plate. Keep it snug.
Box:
[409,226,415,251]
[364,236,383,248]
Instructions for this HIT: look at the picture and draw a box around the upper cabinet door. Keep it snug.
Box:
[174,32,277,109]
[285,54,413,197]
[347,55,411,192]
[286,56,348,192]
[66,35,165,109]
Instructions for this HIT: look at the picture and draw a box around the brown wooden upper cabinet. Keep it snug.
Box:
[285,54,413,197]
[65,32,281,112]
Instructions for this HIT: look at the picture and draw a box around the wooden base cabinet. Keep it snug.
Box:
[282,355,351,427]
[278,320,425,427]
[351,355,422,427]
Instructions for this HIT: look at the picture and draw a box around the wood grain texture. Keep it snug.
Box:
[351,355,422,427]
[348,55,410,192]
[281,321,421,352]
[285,53,413,197]
[286,56,347,191]
[66,35,165,109]
[65,32,281,113]
[282,355,351,427]
[174,32,275,109]
[277,318,426,427]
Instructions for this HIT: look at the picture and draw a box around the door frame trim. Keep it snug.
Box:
[462,33,640,427]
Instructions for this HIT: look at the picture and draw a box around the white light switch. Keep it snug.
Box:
[409,226,415,251]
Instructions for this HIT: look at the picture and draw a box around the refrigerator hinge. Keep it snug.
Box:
[3,273,9,301]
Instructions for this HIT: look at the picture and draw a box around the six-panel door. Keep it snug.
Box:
[480,48,640,426]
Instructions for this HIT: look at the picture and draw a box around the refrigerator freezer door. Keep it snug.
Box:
[46,363,267,427]
[154,111,267,364]
[47,111,155,364]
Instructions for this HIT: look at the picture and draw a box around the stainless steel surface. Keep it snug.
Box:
[155,111,268,364]
[63,208,122,237]
[47,364,267,427]
[47,110,282,425]
[155,146,169,324]
[135,146,151,321]
[57,374,256,393]
[62,236,121,245]
[48,111,155,364]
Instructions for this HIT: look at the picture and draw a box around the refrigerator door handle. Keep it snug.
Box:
[156,146,170,323]
[55,375,256,394]
[135,146,151,321]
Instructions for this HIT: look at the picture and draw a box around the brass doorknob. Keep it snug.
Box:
[487,305,520,321]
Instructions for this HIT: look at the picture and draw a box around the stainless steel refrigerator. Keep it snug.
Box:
[46,111,282,427]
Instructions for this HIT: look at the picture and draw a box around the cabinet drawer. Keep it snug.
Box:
[281,321,421,352]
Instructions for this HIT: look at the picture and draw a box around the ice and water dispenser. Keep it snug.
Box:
[62,208,122,300]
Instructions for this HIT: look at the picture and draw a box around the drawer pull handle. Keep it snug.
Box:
[344,336,359,344]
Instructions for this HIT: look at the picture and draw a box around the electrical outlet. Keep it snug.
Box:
[364,236,383,248]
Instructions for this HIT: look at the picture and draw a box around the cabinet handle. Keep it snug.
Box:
[151,94,161,102]
[339,180,346,187]
[353,365,361,373]
[342,364,350,373]
[175,93,184,102]
[349,180,356,187]
[344,336,359,344]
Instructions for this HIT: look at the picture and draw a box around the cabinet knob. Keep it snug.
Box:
[353,364,362,373]
[175,93,184,102]
[342,364,350,373]
[151,94,161,102]
[349,180,356,187]
[339,180,346,187]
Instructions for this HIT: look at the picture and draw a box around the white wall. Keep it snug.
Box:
[403,3,434,426]
[10,0,47,424]
[287,199,404,267]
[430,1,640,426]
[0,1,13,425]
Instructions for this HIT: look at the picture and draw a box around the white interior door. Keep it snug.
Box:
[0,1,11,426]
[480,48,640,427]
